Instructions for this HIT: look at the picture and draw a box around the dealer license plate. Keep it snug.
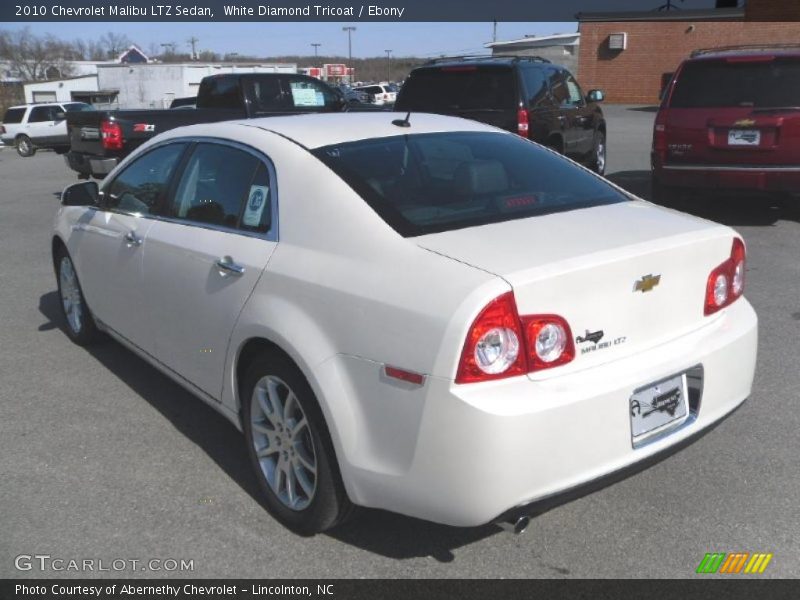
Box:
[728,129,760,146]
[630,373,689,446]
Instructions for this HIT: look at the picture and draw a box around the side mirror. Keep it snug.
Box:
[54,111,66,121]
[586,89,605,103]
[61,181,99,207]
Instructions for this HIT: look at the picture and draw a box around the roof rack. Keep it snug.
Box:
[424,55,551,65]
[691,43,800,57]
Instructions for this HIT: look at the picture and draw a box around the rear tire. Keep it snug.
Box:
[54,247,99,345]
[16,135,35,157]
[242,352,354,534]
[591,131,606,176]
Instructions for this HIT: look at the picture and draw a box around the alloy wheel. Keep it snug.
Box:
[59,257,83,334]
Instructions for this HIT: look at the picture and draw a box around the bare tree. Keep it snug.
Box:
[0,28,75,81]
[100,32,132,59]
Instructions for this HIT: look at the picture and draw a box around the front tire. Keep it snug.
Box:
[54,248,99,345]
[16,135,36,157]
[242,353,354,534]
[591,131,606,175]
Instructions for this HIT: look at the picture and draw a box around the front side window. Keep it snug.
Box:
[551,71,583,107]
[168,143,270,232]
[312,131,628,237]
[248,77,338,112]
[28,106,57,122]
[522,68,548,107]
[104,143,187,215]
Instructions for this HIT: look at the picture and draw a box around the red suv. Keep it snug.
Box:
[652,45,800,199]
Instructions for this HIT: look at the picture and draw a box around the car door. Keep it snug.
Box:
[549,70,584,160]
[72,143,188,352]
[562,71,596,156]
[25,106,57,142]
[142,141,277,399]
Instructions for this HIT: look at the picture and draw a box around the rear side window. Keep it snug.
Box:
[104,143,187,215]
[2,108,25,124]
[169,143,270,232]
[199,77,241,109]
[312,131,627,237]
[247,77,338,112]
[521,68,548,107]
[397,67,517,111]
[670,58,800,108]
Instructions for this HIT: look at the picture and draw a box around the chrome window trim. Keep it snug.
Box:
[99,135,280,243]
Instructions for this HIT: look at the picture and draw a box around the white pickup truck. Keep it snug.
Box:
[1,102,91,157]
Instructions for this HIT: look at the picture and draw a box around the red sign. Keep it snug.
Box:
[324,63,347,77]
[308,67,322,78]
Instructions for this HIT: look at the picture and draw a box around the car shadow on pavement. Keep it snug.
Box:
[37,290,505,560]
[608,170,799,227]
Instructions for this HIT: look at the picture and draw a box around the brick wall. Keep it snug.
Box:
[746,0,800,20]
[578,21,800,104]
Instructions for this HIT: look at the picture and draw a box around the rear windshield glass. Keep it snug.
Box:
[312,132,627,237]
[64,103,92,112]
[2,108,25,123]
[670,58,800,108]
[397,66,517,111]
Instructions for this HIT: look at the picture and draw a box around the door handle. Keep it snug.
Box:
[124,231,142,247]
[215,256,245,276]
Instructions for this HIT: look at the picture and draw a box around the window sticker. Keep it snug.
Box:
[243,185,269,227]
[291,84,325,107]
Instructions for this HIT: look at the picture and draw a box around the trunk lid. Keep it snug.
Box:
[417,202,737,374]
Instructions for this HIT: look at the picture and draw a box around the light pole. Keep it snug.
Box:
[311,43,321,58]
[385,49,392,82]
[343,26,356,81]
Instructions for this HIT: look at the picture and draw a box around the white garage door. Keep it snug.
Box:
[32,91,57,103]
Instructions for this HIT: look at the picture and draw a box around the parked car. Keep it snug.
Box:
[334,84,370,105]
[395,56,607,174]
[652,45,800,200]
[0,102,92,157]
[53,112,757,534]
[65,73,356,179]
[354,83,397,106]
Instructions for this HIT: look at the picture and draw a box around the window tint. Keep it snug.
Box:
[397,67,517,111]
[29,106,57,122]
[169,143,263,230]
[551,71,583,107]
[105,144,186,215]
[522,68,548,107]
[312,132,627,237]
[63,103,92,112]
[670,58,800,108]
[2,107,25,124]
[199,77,241,109]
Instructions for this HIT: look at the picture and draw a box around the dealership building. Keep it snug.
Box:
[577,3,800,104]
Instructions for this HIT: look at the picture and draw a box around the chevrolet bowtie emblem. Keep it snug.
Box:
[733,118,756,127]
[634,274,661,293]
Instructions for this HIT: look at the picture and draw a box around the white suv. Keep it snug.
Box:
[353,84,397,106]
[1,102,91,157]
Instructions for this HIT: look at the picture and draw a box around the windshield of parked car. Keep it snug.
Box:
[397,66,517,111]
[63,103,92,112]
[312,131,628,237]
[670,57,800,108]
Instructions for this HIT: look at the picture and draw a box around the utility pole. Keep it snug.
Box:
[160,43,177,58]
[311,43,321,58]
[385,49,392,82]
[493,21,497,43]
[187,36,199,60]
[342,26,356,74]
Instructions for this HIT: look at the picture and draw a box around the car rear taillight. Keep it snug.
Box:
[653,116,667,163]
[705,238,746,316]
[456,292,574,384]
[517,106,529,137]
[0,125,5,135]
[100,119,123,151]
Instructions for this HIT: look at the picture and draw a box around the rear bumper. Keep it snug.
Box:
[652,157,800,193]
[65,152,118,178]
[333,298,758,527]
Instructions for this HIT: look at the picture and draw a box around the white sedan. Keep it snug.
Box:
[52,113,757,534]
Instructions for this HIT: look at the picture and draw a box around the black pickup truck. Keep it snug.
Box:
[66,72,370,178]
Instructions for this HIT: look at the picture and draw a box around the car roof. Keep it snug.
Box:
[414,56,553,70]
[223,112,504,149]
[689,45,800,61]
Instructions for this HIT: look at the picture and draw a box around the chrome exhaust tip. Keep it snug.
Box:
[499,515,530,535]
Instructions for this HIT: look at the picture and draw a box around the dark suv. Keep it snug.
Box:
[652,45,800,200]
[395,56,607,174]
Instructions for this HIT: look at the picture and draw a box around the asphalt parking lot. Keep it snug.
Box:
[1,104,799,579]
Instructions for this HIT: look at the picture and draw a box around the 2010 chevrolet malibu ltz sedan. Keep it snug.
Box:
[52,113,758,534]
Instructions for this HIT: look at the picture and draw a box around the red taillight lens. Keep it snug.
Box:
[100,119,123,151]
[456,292,574,383]
[653,118,667,163]
[517,106,529,137]
[705,238,746,316]
[522,315,575,371]
[456,292,526,384]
